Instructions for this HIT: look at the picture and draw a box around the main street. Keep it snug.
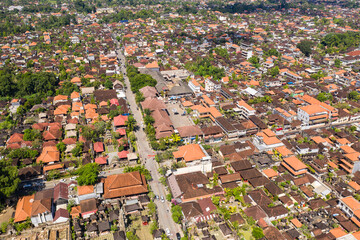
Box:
[114,42,182,238]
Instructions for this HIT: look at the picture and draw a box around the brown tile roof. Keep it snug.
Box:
[102,172,148,199]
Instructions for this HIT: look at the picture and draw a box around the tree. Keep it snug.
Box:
[56,142,66,153]
[317,92,333,102]
[334,59,341,68]
[104,79,113,89]
[268,66,279,77]
[135,92,145,103]
[0,160,20,207]
[348,91,360,101]
[126,115,137,132]
[23,129,41,141]
[297,40,314,57]
[171,205,183,223]
[248,56,260,68]
[76,163,100,186]
[71,142,84,157]
[252,227,264,239]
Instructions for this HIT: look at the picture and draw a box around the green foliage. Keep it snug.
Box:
[135,92,145,103]
[150,219,158,234]
[7,148,38,159]
[104,79,113,89]
[124,165,151,181]
[316,92,333,102]
[248,56,260,68]
[126,115,137,132]
[38,14,77,30]
[80,121,106,141]
[71,142,84,157]
[248,95,272,104]
[23,129,41,141]
[166,193,172,201]
[1,220,9,233]
[334,59,341,68]
[171,205,183,223]
[148,201,156,216]
[321,31,360,52]
[185,57,225,80]
[348,91,360,101]
[213,47,229,59]
[297,40,314,57]
[126,231,140,240]
[56,142,66,153]
[264,48,280,57]
[252,227,264,239]
[76,163,100,186]
[211,196,220,206]
[14,218,32,233]
[108,106,123,119]
[310,71,326,80]
[102,9,158,23]
[0,67,59,97]
[127,65,157,93]
[74,0,96,13]
[46,169,61,181]
[267,66,279,77]
[0,159,20,202]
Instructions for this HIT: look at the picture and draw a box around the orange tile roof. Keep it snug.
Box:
[291,218,302,228]
[330,227,347,238]
[36,146,60,164]
[43,163,63,172]
[283,156,307,170]
[341,196,360,212]
[78,185,94,196]
[173,144,206,162]
[349,181,360,191]
[262,168,278,179]
[14,195,34,223]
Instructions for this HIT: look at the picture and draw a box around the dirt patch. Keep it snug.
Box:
[0,207,15,225]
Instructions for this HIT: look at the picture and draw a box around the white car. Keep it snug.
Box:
[60,179,66,182]
[165,228,170,236]
[70,176,77,180]
[160,196,165,203]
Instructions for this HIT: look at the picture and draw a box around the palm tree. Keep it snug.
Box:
[171,133,181,143]
[126,116,136,132]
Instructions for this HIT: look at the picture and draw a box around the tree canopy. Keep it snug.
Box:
[0,159,20,208]
[127,65,157,93]
[321,31,360,52]
[297,40,314,57]
[0,67,59,97]
[76,163,100,186]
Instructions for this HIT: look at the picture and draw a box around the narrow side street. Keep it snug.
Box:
[115,46,182,239]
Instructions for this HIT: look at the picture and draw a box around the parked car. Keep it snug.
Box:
[176,233,181,240]
[166,228,170,236]
[60,179,66,182]
[23,183,32,188]
[161,196,165,203]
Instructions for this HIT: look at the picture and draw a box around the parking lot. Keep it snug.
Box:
[166,101,194,128]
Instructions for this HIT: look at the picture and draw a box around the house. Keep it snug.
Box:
[253,129,284,151]
[281,156,307,176]
[53,208,70,224]
[172,144,210,163]
[80,198,98,218]
[36,146,60,164]
[205,78,221,92]
[297,105,329,126]
[236,100,256,119]
[176,125,204,143]
[53,182,68,205]
[102,172,148,199]
[78,185,97,202]
[188,80,201,93]
[31,189,54,227]
[113,115,128,128]
[14,195,35,223]
[168,171,223,203]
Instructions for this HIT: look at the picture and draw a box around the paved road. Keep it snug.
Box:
[115,46,182,238]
